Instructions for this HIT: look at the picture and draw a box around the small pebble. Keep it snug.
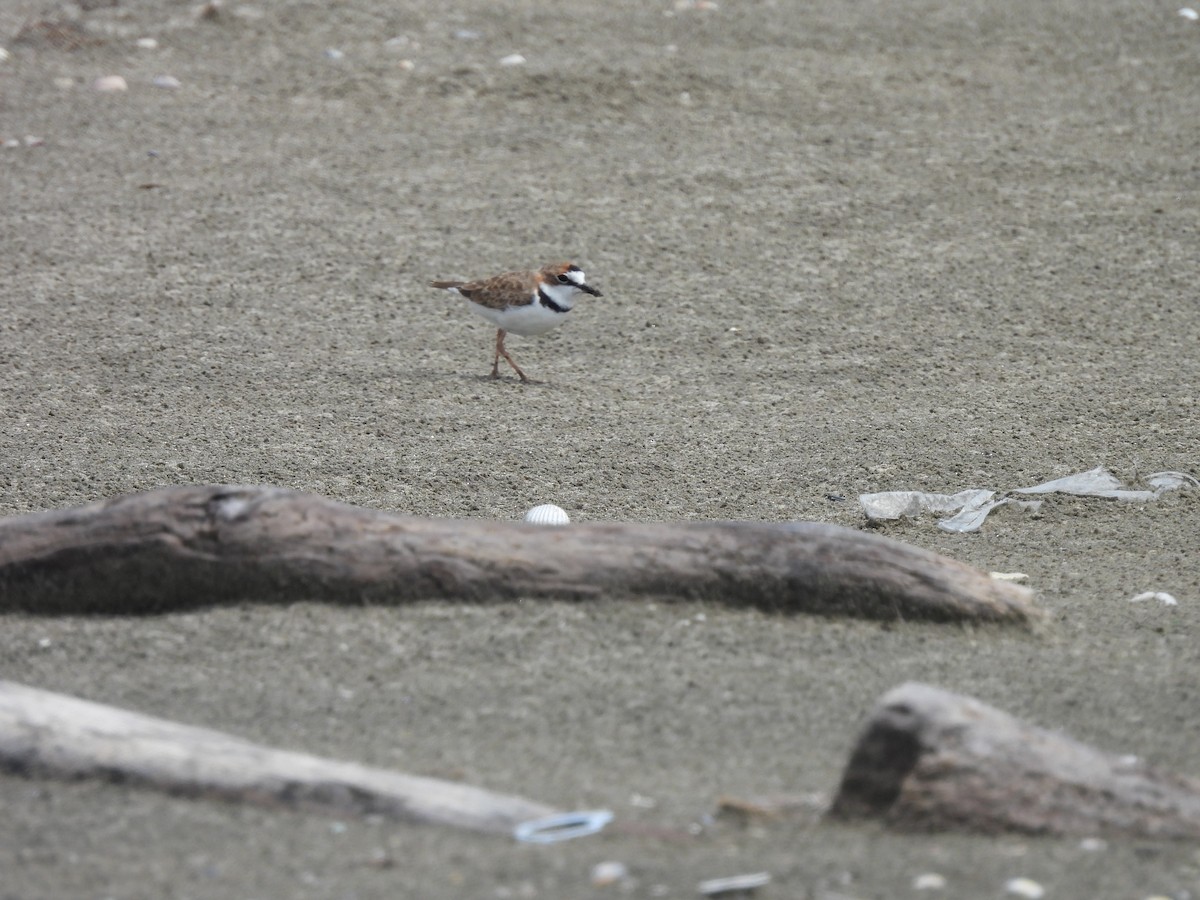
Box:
[2,138,19,149]
[498,53,526,66]
[153,75,182,89]
[1180,7,1199,20]
[590,861,628,887]
[454,29,483,40]
[136,37,158,49]
[92,74,128,92]
[37,637,52,648]
[1079,837,1107,852]
[1005,877,1045,899]
[0,47,10,62]
[913,872,947,891]
[397,59,415,71]
[324,47,345,60]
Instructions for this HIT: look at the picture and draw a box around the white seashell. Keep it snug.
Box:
[0,47,10,62]
[990,572,1030,583]
[498,53,526,66]
[1179,7,1199,19]
[913,872,947,890]
[698,872,770,895]
[590,861,628,886]
[1128,591,1178,605]
[1005,877,1045,899]
[153,75,182,90]
[523,504,570,526]
[136,37,158,49]
[92,75,128,92]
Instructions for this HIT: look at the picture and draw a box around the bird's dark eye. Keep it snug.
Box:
[557,274,570,283]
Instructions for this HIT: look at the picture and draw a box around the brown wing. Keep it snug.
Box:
[430,270,539,310]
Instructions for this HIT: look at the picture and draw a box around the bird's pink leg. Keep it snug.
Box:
[493,329,529,383]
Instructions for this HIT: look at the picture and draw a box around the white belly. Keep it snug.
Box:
[466,298,570,336]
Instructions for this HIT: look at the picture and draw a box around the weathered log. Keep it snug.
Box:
[0,484,1039,623]
[830,682,1200,838]
[0,680,556,834]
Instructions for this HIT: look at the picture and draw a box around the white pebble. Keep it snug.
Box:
[153,75,182,90]
[1179,7,1199,20]
[37,637,52,648]
[498,53,526,66]
[1079,836,1107,852]
[913,872,947,890]
[1005,877,1045,899]
[2,138,19,149]
[590,861,628,887]
[523,504,570,526]
[0,47,10,62]
[92,75,128,92]
[136,37,158,49]
[324,47,345,60]
[1128,591,1178,605]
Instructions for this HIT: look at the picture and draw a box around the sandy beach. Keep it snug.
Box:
[2,0,1199,896]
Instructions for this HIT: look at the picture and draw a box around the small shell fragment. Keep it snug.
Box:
[92,75,128,92]
[498,53,526,66]
[0,47,10,62]
[1128,591,1178,606]
[153,75,181,89]
[523,504,570,526]
[1179,7,1199,20]
[990,572,1030,584]
[913,873,947,890]
[136,37,158,49]
[697,872,770,896]
[1005,877,1045,899]
[590,861,629,887]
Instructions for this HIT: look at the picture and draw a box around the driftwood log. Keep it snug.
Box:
[0,485,1038,623]
[0,680,556,835]
[830,682,1200,839]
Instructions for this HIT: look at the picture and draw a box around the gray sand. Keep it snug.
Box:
[2,0,1199,896]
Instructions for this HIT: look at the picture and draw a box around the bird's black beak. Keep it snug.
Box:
[580,283,603,297]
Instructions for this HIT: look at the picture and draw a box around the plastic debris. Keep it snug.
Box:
[860,467,1197,533]
[697,872,770,895]
[513,809,613,843]
[1128,591,1179,606]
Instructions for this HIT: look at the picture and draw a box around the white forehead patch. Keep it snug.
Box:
[565,268,586,285]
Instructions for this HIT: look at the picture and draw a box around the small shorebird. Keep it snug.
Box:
[430,262,602,383]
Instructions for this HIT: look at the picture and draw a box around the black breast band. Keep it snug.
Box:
[537,287,569,314]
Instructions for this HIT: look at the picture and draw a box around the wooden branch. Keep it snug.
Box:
[0,680,556,835]
[829,682,1200,839]
[0,485,1039,623]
